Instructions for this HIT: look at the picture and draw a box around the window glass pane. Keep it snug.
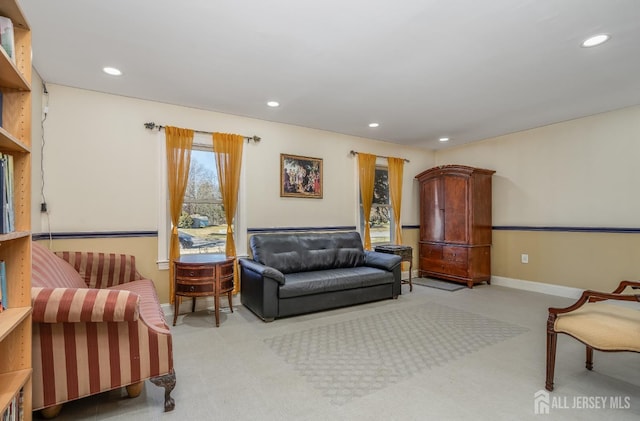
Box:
[370,205,391,245]
[178,149,227,254]
[360,166,393,245]
[373,167,389,204]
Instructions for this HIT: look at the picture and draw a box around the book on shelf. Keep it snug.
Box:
[1,387,23,421]
[0,16,15,64]
[0,260,6,311]
[5,153,13,232]
[0,156,4,234]
[0,153,13,234]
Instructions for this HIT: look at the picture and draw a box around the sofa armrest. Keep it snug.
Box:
[239,259,285,285]
[364,251,402,272]
[32,287,140,323]
[54,251,142,288]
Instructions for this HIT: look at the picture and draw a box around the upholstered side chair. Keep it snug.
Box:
[546,280,640,391]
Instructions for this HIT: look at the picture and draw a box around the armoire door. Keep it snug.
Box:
[443,174,469,244]
[420,177,443,241]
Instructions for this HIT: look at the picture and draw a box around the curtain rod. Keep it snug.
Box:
[144,122,261,143]
[349,150,410,163]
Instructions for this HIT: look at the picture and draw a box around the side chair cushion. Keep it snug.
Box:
[554,302,640,351]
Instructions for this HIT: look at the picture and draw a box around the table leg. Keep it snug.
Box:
[227,291,234,313]
[173,296,179,326]
[214,292,220,327]
[408,259,413,292]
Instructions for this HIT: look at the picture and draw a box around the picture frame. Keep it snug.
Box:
[280,153,323,198]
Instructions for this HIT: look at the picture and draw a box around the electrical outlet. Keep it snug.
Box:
[521,254,529,264]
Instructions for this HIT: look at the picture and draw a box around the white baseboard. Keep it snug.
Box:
[490,276,583,299]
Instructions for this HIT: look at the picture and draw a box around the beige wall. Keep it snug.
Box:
[32,83,433,233]
[436,106,640,291]
[31,75,640,299]
[492,230,640,291]
[30,81,434,303]
[435,106,640,227]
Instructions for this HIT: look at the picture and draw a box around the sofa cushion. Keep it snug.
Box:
[279,267,394,299]
[111,279,168,329]
[250,232,366,274]
[32,242,87,289]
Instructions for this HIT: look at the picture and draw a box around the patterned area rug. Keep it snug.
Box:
[412,277,466,291]
[264,303,528,405]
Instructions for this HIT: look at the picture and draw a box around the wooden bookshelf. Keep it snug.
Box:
[0,0,31,419]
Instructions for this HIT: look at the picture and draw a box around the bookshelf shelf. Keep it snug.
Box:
[0,368,30,415]
[0,307,30,342]
[0,47,29,91]
[0,0,31,418]
[0,230,29,242]
[0,127,29,153]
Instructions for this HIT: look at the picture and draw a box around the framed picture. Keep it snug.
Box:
[280,153,323,198]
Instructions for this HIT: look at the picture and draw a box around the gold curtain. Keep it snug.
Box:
[165,126,194,304]
[388,157,404,245]
[213,132,244,293]
[358,153,377,250]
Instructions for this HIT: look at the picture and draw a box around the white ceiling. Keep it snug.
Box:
[20,0,640,150]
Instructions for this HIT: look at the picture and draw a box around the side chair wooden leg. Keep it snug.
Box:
[545,313,557,392]
[546,331,557,391]
[586,346,594,370]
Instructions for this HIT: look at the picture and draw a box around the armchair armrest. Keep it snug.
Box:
[364,251,402,272]
[32,287,140,323]
[549,289,640,318]
[611,280,640,294]
[55,251,142,288]
[238,259,285,285]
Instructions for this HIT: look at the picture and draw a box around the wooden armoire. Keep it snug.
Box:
[415,165,495,288]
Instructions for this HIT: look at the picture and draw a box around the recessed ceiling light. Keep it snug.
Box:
[102,66,122,76]
[267,101,280,107]
[581,34,610,48]
[439,137,449,142]
[368,123,379,128]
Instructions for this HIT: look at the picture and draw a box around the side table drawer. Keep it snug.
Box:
[176,266,214,279]
[176,282,214,294]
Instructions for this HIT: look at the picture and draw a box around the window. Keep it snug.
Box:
[158,133,246,269]
[178,147,227,254]
[360,165,394,245]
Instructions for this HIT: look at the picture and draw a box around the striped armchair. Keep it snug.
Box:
[31,242,175,418]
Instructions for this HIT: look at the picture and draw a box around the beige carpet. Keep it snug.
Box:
[264,302,528,405]
[46,284,640,420]
[412,277,466,291]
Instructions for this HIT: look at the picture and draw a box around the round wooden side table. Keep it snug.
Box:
[173,254,235,327]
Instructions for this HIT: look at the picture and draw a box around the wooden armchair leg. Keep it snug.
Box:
[150,369,176,412]
[126,381,144,398]
[40,404,63,419]
[546,330,557,391]
[586,346,594,370]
